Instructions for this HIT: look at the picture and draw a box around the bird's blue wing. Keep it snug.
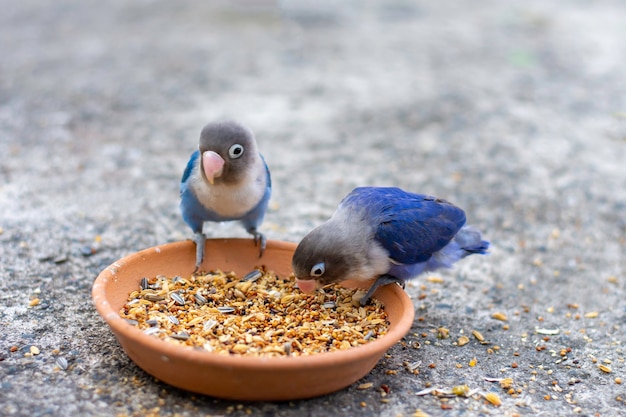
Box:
[240,153,272,231]
[180,150,200,194]
[260,153,271,189]
[343,187,466,264]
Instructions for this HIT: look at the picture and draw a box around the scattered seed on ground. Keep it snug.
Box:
[56,357,69,370]
[457,336,469,346]
[492,312,507,321]
[472,330,484,342]
[484,392,502,406]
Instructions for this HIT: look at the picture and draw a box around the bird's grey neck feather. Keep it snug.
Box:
[323,206,390,281]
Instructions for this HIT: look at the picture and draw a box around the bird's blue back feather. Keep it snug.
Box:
[180,150,200,190]
[341,187,466,265]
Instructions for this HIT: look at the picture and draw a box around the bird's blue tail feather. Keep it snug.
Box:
[456,226,490,256]
[416,226,489,275]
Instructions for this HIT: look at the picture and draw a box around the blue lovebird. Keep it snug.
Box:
[292,187,489,305]
[180,121,271,270]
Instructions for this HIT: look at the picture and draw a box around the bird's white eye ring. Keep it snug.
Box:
[310,262,325,277]
[228,144,244,159]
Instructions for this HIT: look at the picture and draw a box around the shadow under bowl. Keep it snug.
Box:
[92,238,414,401]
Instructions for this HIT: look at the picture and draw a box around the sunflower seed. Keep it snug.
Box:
[170,331,190,341]
[364,330,374,340]
[140,277,149,290]
[144,327,160,335]
[124,318,138,326]
[217,306,235,314]
[243,270,262,282]
[406,361,421,372]
[53,255,68,264]
[322,301,336,309]
[194,293,207,305]
[145,318,159,327]
[168,315,179,325]
[536,328,560,335]
[56,357,69,370]
[416,388,436,396]
[144,293,165,302]
[170,292,185,305]
[203,319,218,332]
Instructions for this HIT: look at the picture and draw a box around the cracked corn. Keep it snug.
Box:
[119,269,389,357]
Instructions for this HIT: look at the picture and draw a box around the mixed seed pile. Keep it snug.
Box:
[119,268,389,357]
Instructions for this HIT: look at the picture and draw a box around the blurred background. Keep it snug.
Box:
[1,1,625,416]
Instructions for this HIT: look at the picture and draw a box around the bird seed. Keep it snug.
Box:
[119,268,389,357]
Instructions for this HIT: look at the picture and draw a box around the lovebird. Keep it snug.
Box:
[292,187,489,305]
[180,121,271,270]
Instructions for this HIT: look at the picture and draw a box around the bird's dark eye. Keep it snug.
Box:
[228,144,244,159]
[310,262,325,277]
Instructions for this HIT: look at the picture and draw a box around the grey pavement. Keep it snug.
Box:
[1,1,625,416]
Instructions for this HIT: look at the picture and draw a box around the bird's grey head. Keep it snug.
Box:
[198,121,258,184]
[292,225,355,287]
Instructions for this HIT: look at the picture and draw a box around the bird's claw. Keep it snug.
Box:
[193,232,206,275]
[360,274,404,306]
[251,230,266,258]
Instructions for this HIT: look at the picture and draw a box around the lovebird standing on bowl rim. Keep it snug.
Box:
[180,121,271,271]
[292,186,489,305]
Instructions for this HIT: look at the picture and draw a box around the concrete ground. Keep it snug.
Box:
[1,0,625,416]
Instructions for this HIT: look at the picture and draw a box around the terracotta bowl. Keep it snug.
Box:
[92,238,414,401]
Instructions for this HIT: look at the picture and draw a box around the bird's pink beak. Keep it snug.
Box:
[295,278,318,294]
[202,151,224,184]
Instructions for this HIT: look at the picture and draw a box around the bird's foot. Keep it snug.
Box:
[193,232,206,275]
[249,229,266,258]
[360,274,404,306]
